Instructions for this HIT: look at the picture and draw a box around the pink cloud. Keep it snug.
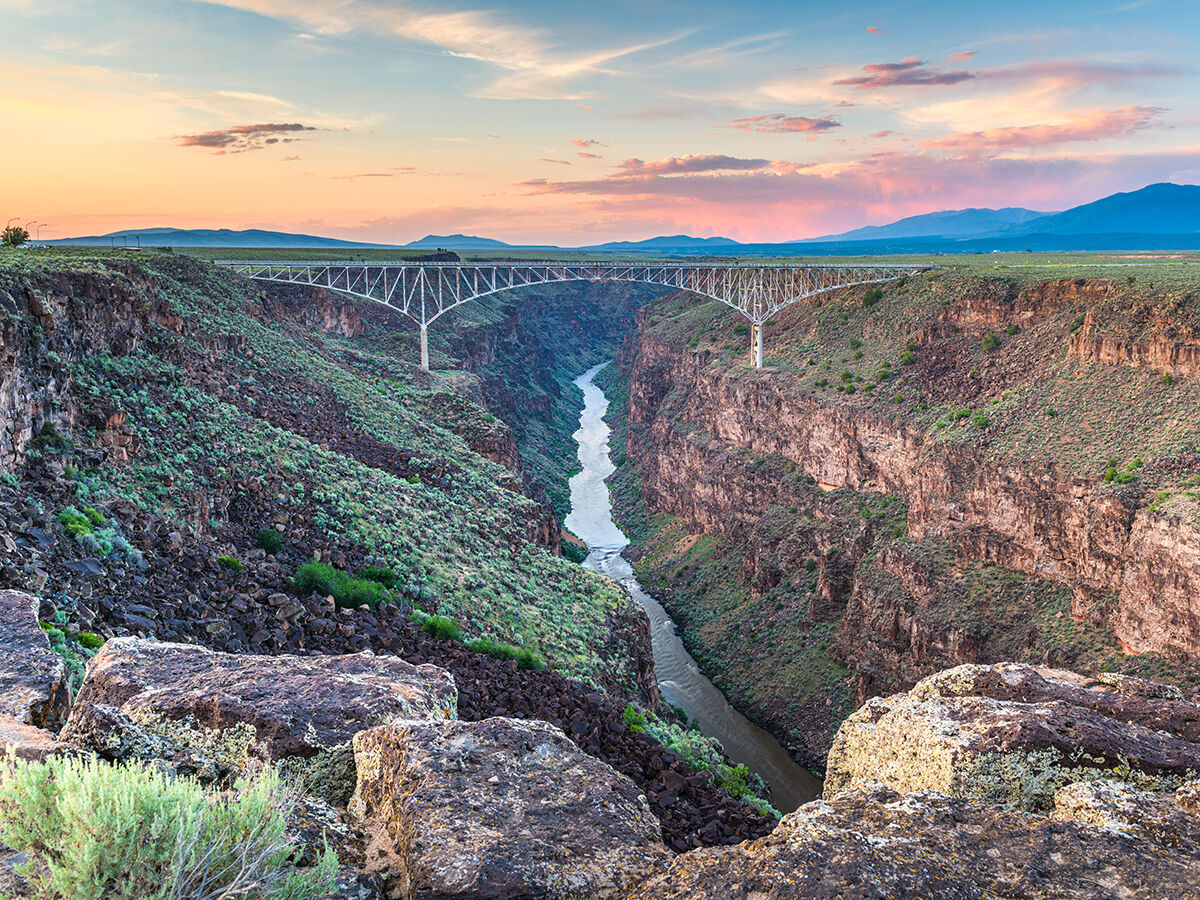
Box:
[541,158,572,165]
[834,57,975,88]
[924,107,1165,153]
[571,138,605,148]
[948,51,977,62]
[727,113,841,134]
[866,26,883,34]
[870,130,893,139]
[519,149,1199,241]
[577,151,603,159]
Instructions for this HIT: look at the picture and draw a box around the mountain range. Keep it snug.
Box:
[48,183,1200,255]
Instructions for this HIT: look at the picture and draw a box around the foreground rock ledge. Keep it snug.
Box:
[351,716,670,899]
[0,590,70,730]
[631,780,1200,900]
[825,662,1200,810]
[60,637,457,802]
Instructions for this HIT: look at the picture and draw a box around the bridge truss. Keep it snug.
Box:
[216,260,928,369]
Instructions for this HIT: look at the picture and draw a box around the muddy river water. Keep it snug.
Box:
[563,361,821,812]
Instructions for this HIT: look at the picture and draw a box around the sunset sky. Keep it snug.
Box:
[2,0,1198,244]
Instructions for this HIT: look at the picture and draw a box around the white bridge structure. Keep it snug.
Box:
[216,260,927,369]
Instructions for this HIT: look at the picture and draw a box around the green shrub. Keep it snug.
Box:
[217,555,244,572]
[623,704,647,733]
[76,632,105,651]
[862,287,883,308]
[1162,372,1175,386]
[559,540,588,564]
[422,614,461,642]
[1006,323,1021,336]
[847,338,862,350]
[732,322,749,336]
[514,647,546,671]
[972,413,990,429]
[256,528,284,554]
[358,565,398,588]
[1069,315,1086,333]
[981,332,1003,353]
[899,350,917,365]
[83,507,104,527]
[294,561,391,609]
[57,507,94,539]
[0,755,337,900]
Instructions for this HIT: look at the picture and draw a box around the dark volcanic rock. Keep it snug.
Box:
[0,590,69,729]
[351,716,670,899]
[825,662,1200,811]
[632,780,1200,900]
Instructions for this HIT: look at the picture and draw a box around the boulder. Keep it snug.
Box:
[350,716,670,899]
[0,590,70,730]
[631,779,1200,899]
[0,715,70,763]
[824,662,1200,811]
[60,638,456,802]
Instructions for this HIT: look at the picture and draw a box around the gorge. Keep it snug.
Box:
[1,250,1199,897]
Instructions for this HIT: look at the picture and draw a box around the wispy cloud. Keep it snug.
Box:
[924,106,1165,153]
[197,0,688,100]
[176,122,316,152]
[866,26,883,35]
[727,113,841,133]
[571,138,605,148]
[334,166,417,180]
[835,56,975,89]
[616,154,772,175]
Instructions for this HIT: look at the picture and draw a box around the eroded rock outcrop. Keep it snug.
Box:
[824,662,1200,810]
[0,590,69,730]
[351,716,670,899]
[61,637,457,801]
[632,779,1200,899]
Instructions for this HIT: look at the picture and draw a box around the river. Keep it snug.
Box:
[564,361,821,813]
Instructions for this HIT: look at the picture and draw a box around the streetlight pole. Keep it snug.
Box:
[36,224,47,243]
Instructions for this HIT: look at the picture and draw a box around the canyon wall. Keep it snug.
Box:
[613,275,1200,764]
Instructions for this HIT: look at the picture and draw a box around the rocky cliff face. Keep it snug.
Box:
[612,272,1200,765]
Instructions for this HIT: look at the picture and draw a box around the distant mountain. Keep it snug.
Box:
[403,234,516,249]
[803,207,1049,243]
[586,234,740,251]
[50,227,396,249]
[1005,183,1200,236]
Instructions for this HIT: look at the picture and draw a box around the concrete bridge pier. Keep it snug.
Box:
[751,320,764,368]
[420,323,430,371]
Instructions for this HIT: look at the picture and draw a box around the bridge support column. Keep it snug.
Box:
[420,323,429,371]
[751,320,764,368]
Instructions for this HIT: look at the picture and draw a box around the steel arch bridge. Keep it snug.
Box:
[215,259,929,369]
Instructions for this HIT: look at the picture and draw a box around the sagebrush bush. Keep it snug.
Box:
[0,756,337,900]
[217,554,244,572]
[256,528,284,554]
[358,564,397,588]
[421,614,461,641]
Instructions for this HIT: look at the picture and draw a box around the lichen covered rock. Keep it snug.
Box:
[350,716,670,899]
[824,662,1200,810]
[632,780,1200,899]
[60,637,456,801]
[0,590,70,730]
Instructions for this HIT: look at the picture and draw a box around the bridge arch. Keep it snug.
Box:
[216,260,928,369]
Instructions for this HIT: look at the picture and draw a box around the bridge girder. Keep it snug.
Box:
[215,260,929,369]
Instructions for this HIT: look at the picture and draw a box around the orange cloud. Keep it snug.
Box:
[571,138,605,148]
[924,107,1165,153]
[866,26,883,34]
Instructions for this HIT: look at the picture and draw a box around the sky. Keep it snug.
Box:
[2,0,1200,244]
